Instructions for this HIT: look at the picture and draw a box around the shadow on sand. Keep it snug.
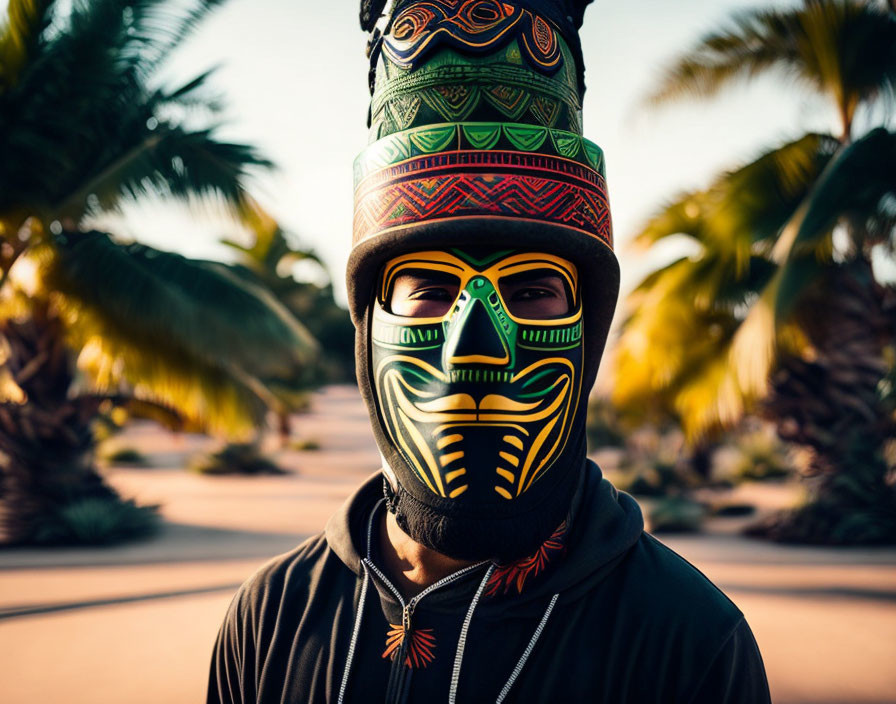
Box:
[0,520,308,570]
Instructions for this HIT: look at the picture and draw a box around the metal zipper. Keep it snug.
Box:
[362,557,489,704]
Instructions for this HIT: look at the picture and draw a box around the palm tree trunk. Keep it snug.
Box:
[750,261,896,544]
[0,303,117,544]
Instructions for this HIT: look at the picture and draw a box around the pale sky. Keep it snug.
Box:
[84,0,844,304]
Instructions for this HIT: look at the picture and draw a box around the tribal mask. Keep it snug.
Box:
[371,248,583,511]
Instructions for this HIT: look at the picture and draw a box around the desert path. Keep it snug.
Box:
[1,386,894,703]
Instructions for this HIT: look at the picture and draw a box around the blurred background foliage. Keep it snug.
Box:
[0,0,351,546]
[604,0,896,544]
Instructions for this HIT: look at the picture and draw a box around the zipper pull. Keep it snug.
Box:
[402,602,414,633]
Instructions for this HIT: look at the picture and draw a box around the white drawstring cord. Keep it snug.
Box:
[336,508,379,704]
[449,575,560,704]
[495,593,560,703]
[337,563,370,704]
[448,564,497,704]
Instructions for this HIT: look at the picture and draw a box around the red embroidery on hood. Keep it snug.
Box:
[382,624,437,668]
[485,520,568,596]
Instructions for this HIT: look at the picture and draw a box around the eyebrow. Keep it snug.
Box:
[499,269,567,286]
[392,268,460,285]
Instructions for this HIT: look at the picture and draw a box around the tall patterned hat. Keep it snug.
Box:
[349,0,619,561]
[348,0,618,388]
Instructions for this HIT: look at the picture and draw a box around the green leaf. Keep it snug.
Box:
[795,128,896,250]
[55,126,272,220]
[41,230,318,435]
[0,0,268,223]
[634,133,838,272]
[646,1,896,137]
[0,0,53,90]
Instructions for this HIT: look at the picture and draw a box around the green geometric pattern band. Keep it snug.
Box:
[354,121,605,188]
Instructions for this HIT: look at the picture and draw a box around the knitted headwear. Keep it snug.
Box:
[349,0,618,561]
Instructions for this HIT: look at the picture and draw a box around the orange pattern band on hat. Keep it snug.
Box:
[353,149,612,251]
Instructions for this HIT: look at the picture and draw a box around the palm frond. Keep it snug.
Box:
[152,66,226,118]
[0,0,263,224]
[223,202,324,280]
[671,347,747,443]
[74,329,268,436]
[647,1,896,135]
[634,134,838,270]
[795,127,896,251]
[774,252,832,322]
[136,0,231,73]
[62,0,229,78]
[614,283,742,436]
[647,6,798,104]
[58,126,272,219]
[0,0,54,90]
[615,256,739,396]
[631,194,706,249]
[43,230,317,375]
[767,128,896,322]
[36,230,319,434]
[617,133,836,439]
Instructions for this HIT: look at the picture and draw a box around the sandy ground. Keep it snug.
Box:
[1,385,895,703]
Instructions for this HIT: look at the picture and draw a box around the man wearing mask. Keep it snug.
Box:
[207,1,771,702]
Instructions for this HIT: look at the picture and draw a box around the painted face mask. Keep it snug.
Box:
[372,249,583,512]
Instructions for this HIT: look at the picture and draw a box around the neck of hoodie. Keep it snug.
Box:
[379,510,479,599]
[325,461,645,614]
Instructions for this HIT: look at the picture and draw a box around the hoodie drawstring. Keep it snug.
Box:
[337,561,371,704]
[449,564,495,703]
[494,593,560,703]
[449,567,560,704]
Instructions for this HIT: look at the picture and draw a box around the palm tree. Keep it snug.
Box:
[0,0,318,544]
[614,0,896,543]
[221,203,356,442]
[222,205,355,387]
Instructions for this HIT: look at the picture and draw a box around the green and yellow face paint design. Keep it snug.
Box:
[372,249,583,503]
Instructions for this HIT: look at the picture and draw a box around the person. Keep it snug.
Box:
[207,1,771,702]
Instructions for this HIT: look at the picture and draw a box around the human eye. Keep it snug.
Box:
[499,271,571,318]
[408,286,455,301]
[510,286,556,301]
[388,270,460,317]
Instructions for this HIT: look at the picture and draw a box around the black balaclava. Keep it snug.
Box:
[348,0,618,562]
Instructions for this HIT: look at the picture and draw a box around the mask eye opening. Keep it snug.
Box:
[382,267,463,317]
[496,267,576,319]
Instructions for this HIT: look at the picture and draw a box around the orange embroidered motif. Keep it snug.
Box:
[485,520,567,596]
[382,624,437,668]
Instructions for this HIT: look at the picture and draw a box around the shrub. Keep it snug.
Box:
[647,497,706,534]
[192,443,287,475]
[288,438,321,451]
[103,447,150,466]
[585,396,625,451]
[30,497,160,546]
[617,458,693,497]
[727,429,793,482]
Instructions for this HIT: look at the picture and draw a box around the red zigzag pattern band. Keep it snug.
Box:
[353,151,613,249]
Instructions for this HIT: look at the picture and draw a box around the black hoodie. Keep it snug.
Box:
[207,462,770,703]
